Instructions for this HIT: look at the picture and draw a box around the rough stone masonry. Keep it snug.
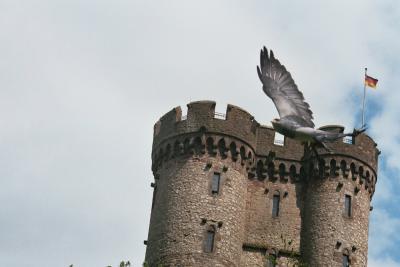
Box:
[145,100,379,267]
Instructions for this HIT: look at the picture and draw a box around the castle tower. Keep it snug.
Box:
[300,126,379,266]
[145,101,379,267]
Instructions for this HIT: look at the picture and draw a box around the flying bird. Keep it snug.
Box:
[257,46,364,152]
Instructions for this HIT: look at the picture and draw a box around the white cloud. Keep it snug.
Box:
[369,209,400,259]
[372,170,400,205]
[369,257,400,267]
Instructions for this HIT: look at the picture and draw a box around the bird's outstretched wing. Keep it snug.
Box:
[257,46,314,128]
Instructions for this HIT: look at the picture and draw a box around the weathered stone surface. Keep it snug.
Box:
[146,101,379,267]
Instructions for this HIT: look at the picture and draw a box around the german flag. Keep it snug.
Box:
[365,75,378,89]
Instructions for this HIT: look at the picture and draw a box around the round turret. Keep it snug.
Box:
[146,101,256,266]
[300,127,379,266]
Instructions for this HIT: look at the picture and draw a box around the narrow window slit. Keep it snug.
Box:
[204,226,215,253]
[272,192,280,217]
[211,173,221,194]
[345,195,352,217]
[273,132,285,146]
[342,254,350,267]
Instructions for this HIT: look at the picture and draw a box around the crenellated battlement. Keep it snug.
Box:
[153,100,259,149]
[151,133,377,197]
[147,101,380,267]
[151,101,379,197]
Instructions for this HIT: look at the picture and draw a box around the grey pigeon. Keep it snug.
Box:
[257,47,365,151]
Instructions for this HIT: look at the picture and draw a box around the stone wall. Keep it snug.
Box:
[146,101,379,266]
[244,178,302,251]
[146,156,248,266]
[300,155,374,266]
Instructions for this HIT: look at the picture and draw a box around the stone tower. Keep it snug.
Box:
[145,101,379,267]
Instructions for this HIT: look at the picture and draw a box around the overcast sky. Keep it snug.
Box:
[1,1,400,266]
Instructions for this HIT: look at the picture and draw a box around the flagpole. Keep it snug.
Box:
[361,68,367,128]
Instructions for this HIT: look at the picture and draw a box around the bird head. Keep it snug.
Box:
[271,118,284,133]
[271,118,280,127]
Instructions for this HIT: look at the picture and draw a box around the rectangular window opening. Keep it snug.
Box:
[211,173,221,194]
[214,112,226,120]
[345,195,352,217]
[342,254,350,267]
[343,136,354,145]
[266,254,276,267]
[274,132,285,146]
[272,195,280,217]
[204,230,215,253]
[181,105,188,121]
[213,104,226,120]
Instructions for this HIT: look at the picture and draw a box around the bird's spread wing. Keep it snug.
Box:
[257,46,314,128]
